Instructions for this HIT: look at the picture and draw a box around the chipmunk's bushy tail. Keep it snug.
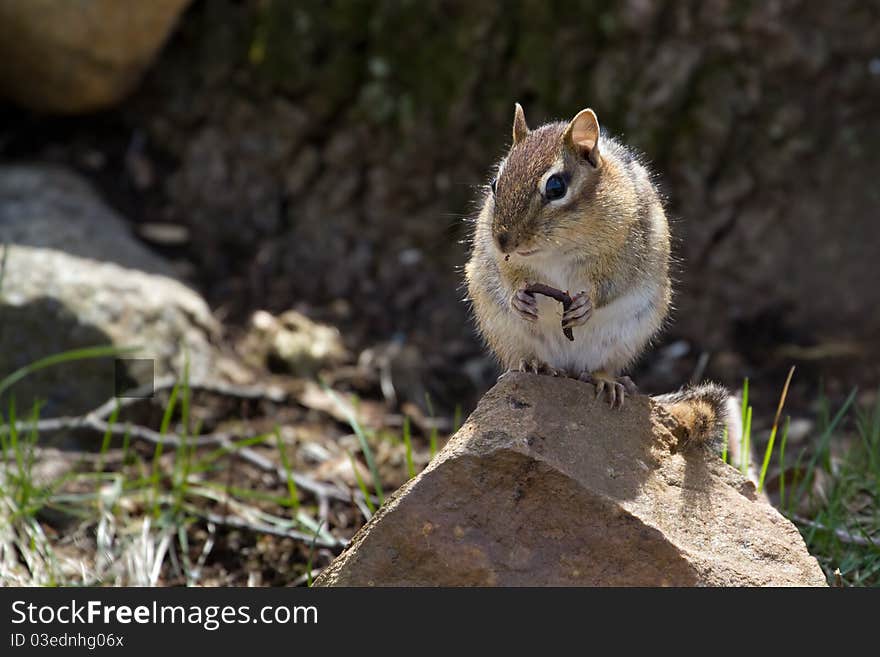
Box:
[653,382,753,482]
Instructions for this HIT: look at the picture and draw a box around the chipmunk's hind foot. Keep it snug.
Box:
[578,370,637,409]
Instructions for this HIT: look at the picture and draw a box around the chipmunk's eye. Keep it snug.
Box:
[544,174,567,201]
[490,177,497,194]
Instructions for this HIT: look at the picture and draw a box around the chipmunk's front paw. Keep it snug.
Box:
[577,370,638,409]
[562,291,592,330]
[511,286,538,322]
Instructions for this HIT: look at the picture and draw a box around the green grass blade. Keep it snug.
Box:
[453,404,463,433]
[0,345,139,399]
[402,416,415,479]
[8,398,22,490]
[9,399,26,511]
[759,366,795,492]
[158,382,180,436]
[276,427,301,514]
[349,453,376,515]
[172,356,193,515]
[151,381,180,516]
[425,394,439,458]
[180,355,191,438]
[778,415,790,507]
[741,405,752,476]
[855,388,880,475]
[97,400,120,473]
[191,432,274,473]
[759,424,777,493]
[5,399,40,516]
[121,423,132,466]
[324,384,384,504]
[795,388,858,502]
[24,401,40,482]
[720,426,728,464]
[787,446,807,516]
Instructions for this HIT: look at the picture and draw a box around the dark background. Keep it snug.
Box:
[3,0,879,417]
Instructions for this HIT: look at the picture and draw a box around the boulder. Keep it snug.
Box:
[0,0,191,113]
[0,166,225,417]
[0,166,174,276]
[315,373,827,587]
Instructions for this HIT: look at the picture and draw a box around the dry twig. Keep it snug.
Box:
[523,283,575,341]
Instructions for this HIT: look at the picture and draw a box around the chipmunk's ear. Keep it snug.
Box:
[563,108,601,166]
[512,103,530,145]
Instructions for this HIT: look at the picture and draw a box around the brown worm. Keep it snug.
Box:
[522,283,575,341]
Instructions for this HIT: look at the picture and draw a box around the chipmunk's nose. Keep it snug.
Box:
[495,231,513,253]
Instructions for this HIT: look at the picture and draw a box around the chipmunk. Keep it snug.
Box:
[465,104,739,448]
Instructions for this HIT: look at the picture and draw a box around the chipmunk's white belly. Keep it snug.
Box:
[524,265,661,374]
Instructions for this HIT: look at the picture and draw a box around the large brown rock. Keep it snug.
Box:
[315,373,826,586]
[0,0,191,113]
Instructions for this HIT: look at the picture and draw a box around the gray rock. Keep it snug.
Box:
[315,373,827,587]
[0,166,174,276]
[0,166,221,417]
